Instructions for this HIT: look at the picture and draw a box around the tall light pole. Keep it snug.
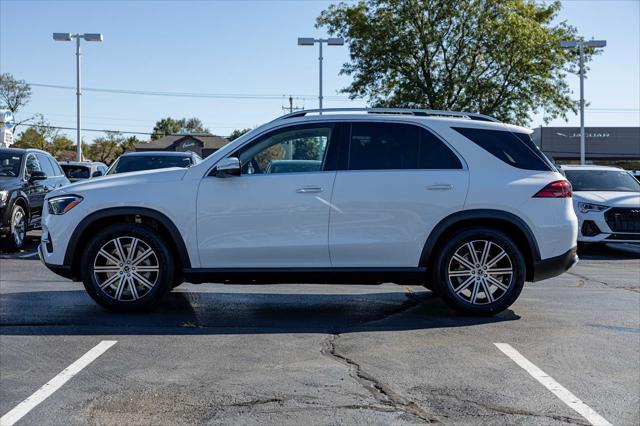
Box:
[53,32,103,161]
[297,37,344,111]
[560,39,606,165]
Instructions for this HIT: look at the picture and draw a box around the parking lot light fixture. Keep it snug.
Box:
[560,39,607,165]
[297,37,345,111]
[53,32,104,161]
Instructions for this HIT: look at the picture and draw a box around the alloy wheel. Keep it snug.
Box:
[447,240,514,305]
[93,236,160,301]
[11,209,26,247]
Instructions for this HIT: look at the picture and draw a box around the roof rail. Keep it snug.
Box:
[272,107,499,123]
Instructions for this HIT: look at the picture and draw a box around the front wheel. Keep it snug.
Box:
[80,223,175,312]
[432,229,525,316]
[6,205,27,251]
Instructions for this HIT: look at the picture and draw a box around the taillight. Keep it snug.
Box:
[533,180,572,198]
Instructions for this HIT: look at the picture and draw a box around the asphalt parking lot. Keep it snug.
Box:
[0,234,639,425]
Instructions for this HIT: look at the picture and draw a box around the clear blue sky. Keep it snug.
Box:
[1,0,638,142]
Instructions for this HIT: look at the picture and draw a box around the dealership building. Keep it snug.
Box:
[532,127,640,162]
[135,133,229,158]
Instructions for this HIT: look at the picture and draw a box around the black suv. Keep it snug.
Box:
[0,148,70,249]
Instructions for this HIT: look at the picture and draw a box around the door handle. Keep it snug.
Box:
[296,186,323,194]
[427,184,453,191]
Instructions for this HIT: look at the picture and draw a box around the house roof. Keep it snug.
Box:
[135,134,229,151]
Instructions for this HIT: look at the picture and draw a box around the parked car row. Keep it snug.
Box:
[0,148,200,249]
[3,141,638,258]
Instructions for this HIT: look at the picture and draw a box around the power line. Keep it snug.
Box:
[29,82,351,101]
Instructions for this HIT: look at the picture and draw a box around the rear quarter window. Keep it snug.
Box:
[452,127,551,171]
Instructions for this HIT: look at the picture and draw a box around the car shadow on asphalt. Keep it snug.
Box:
[0,289,519,336]
[578,243,640,260]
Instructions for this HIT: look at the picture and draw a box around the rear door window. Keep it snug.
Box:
[452,127,552,171]
[47,157,63,176]
[36,153,56,177]
[348,122,419,170]
[346,122,462,170]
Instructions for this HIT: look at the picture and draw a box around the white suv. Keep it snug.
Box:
[38,108,578,315]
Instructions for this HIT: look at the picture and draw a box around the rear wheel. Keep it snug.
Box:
[432,228,525,316]
[80,223,175,312]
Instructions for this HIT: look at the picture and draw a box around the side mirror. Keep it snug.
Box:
[92,170,103,177]
[212,157,241,178]
[29,170,47,182]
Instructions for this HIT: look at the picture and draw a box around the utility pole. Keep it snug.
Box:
[282,96,302,114]
[282,96,302,159]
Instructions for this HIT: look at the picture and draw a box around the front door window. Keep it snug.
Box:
[237,125,332,175]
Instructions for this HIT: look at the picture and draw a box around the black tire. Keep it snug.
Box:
[80,223,175,312]
[6,204,27,251]
[431,228,526,316]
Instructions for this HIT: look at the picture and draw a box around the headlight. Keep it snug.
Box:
[0,190,8,207]
[48,195,83,215]
[578,202,609,213]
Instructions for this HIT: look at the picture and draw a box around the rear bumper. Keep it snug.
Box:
[532,246,578,282]
[38,243,74,280]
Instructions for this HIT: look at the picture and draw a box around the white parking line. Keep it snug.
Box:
[0,340,117,426]
[494,343,612,426]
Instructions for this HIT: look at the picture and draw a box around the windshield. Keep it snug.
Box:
[61,165,90,179]
[106,155,192,175]
[0,152,23,178]
[565,170,640,192]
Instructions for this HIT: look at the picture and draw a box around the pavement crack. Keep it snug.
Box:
[227,397,285,407]
[565,271,638,292]
[321,333,440,423]
[430,390,588,425]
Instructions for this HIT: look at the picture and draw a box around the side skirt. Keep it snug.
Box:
[182,267,427,285]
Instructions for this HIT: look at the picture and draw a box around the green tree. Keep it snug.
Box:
[50,135,74,154]
[88,132,125,164]
[292,137,322,161]
[151,117,209,139]
[317,0,591,125]
[152,117,182,139]
[13,128,47,150]
[228,128,252,141]
[12,114,64,153]
[182,117,208,134]
[120,135,140,153]
[0,73,33,131]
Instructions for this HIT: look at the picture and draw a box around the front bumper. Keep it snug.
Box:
[38,243,74,280]
[532,246,578,282]
[577,208,640,243]
[0,206,10,236]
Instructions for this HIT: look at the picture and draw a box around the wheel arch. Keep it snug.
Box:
[12,195,30,221]
[64,207,191,280]
[419,209,541,281]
